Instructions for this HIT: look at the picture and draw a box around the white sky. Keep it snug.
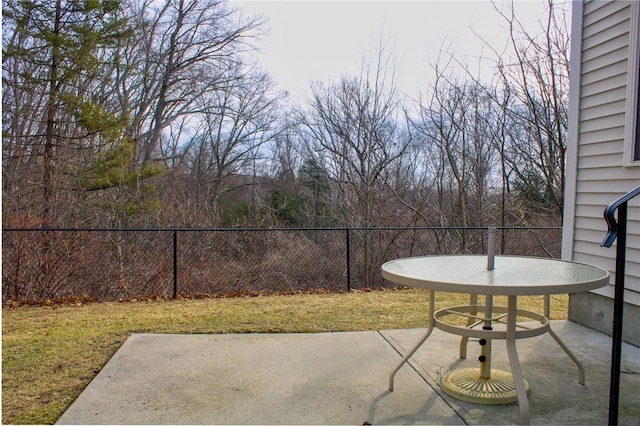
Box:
[230,1,559,100]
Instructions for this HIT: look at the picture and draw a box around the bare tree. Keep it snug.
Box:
[480,0,571,220]
[299,44,408,226]
[420,0,570,226]
[183,69,284,225]
[114,0,265,166]
[411,71,498,228]
[297,42,410,285]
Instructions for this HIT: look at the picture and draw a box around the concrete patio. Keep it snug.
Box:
[57,320,640,425]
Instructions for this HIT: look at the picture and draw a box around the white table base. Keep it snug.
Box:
[388,291,586,425]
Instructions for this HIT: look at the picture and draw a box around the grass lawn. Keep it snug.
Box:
[2,289,568,424]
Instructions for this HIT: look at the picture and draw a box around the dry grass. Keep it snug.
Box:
[1,289,568,424]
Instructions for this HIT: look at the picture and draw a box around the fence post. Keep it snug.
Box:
[346,227,351,292]
[173,230,178,299]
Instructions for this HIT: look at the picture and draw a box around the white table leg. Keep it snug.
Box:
[459,294,478,359]
[544,295,586,384]
[506,295,530,425]
[389,289,435,391]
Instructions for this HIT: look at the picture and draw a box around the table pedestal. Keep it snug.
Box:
[441,368,529,404]
[434,298,542,405]
[389,293,586,425]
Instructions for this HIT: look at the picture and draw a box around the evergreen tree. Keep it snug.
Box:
[299,157,334,226]
[3,0,133,223]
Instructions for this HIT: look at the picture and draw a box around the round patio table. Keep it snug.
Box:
[381,255,610,425]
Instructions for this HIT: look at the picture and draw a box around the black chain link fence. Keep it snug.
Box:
[2,227,562,303]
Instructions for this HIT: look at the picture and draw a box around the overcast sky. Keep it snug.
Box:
[229,1,560,100]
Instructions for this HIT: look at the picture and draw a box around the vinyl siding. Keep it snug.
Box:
[583,0,627,25]
[577,152,622,168]
[580,62,627,87]
[580,98,626,120]
[572,0,640,306]
[578,112,626,133]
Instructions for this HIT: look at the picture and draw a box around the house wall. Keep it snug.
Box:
[563,0,640,346]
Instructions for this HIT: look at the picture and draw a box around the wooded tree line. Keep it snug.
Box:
[3,0,570,230]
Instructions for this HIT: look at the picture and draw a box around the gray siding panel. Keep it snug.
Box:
[580,99,626,120]
[582,6,629,40]
[578,113,626,132]
[576,152,622,168]
[580,85,627,106]
[583,23,630,55]
[573,1,640,303]
[584,0,628,25]
[576,178,637,193]
[581,73,627,99]
[581,61,627,86]
[578,128,624,146]
[577,165,640,180]
[581,46,629,73]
